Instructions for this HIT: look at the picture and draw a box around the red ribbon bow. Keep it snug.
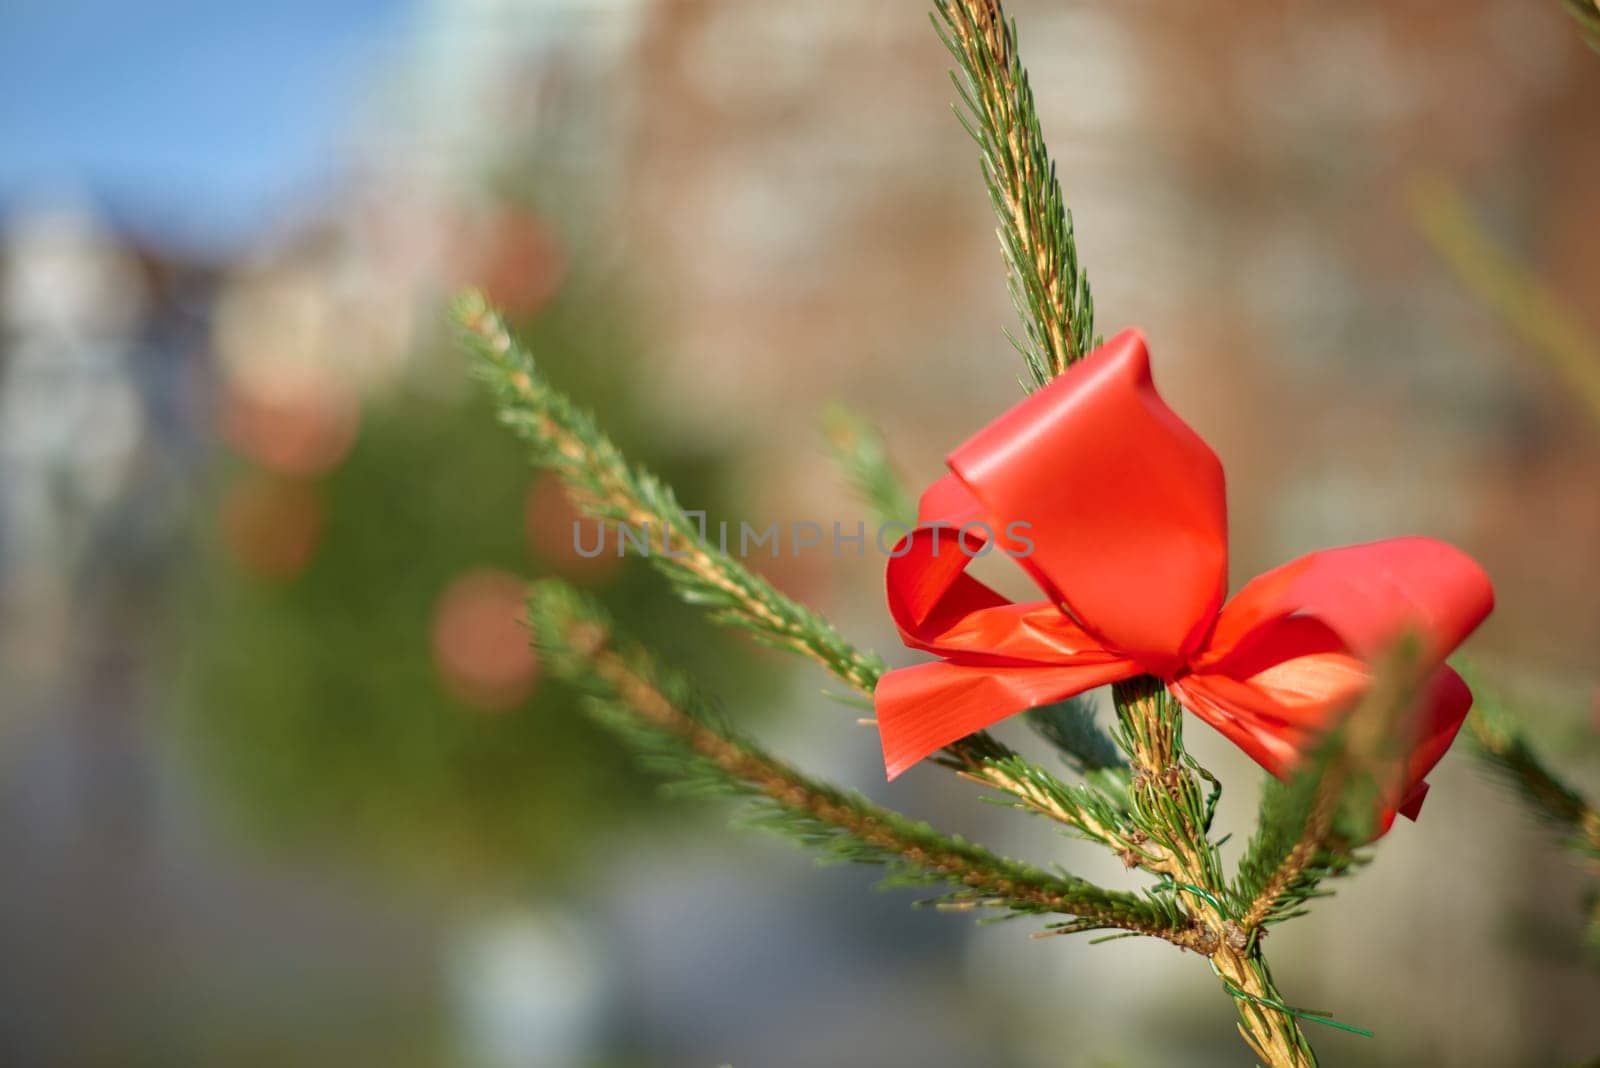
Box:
[876,330,1494,830]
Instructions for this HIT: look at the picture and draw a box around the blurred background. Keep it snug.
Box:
[1,0,1598,1064]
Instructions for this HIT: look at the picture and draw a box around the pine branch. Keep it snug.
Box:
[1027,695,1130,781]
[978,752,1135,852]
[1470,692,1600,952]
[929,1,1342,1059]
[1232,768,1350,936]
[1113,680,1226,896]
[934,0,1097,388]
[933,4,1325,1048]
[1232,642,1436,931]
[463,290,1134,843]
[819,404,916,529]
[528,578,1198,943]
[1113,679,1325,1066]
[1230,772,1365,932]
[1466,680,1600,863]
[799,0,1140,857]
[814,405,1139,843]
[458,291,883,695]
[1410,174,1600,428]
[1010,697,1135,852]
[1561,0,1600,51]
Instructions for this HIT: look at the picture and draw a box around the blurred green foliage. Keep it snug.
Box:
[182,292,768,893]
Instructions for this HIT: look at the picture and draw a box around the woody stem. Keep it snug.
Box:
[1112,679,1318,1068]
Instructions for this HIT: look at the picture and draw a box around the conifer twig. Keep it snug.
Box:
[1235,781,1345,933]
[1231,643,1434,932]
[464,293,1133,846]
[529,579,1198,944]
[463,0,1451,1058]
[820,405,917,529]
[459,291,883,695]
[1231,769,1363,934]
[1560,0,1600,51]
[941,1,1327,1059]
[1410,174,1600,427]
[1027,696,1131,782]
[937,737,1137,857]
[1410,175,1600,943]
[824,0,1160,855]
[935,0,1097,387]
[1467,682,1600,862]
[1467,693,1600,949]
[816,407,1142,847]
[1113,681,1321,1067]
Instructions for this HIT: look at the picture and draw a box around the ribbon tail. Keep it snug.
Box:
[1171,664,1475,837]
[1396,782,1429,824]
[1167,675,1315,781]
[1389,665,1474,826]
[876,660,1135,779]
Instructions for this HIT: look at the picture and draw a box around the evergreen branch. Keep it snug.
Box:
[1113,679,1320,1067]
[458,290,883,695]
[821,7,1152,865]
[1009,697,1135,851]
[811,405,1136,846]
[1560,0,1600,51]
[931,0,1322,1043]
[1459,673,1600,954]
[1027,695,1131,780]
[920,729,1144,853]
[934,0,1097,387]
[1233,643,1432,931]
[528,579,1197,943]
[929,0,1324,1057]
[813,405,1136,843]
[1113,680,1226,898]
[462,290,1125,840]
[964,749,1135,857]
[1466,681,1600,862]
[819,404,916,529]
[1231,772,1364,932]
[1410,174,1600,428]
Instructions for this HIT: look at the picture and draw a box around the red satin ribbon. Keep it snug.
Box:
[876,330,1494,831]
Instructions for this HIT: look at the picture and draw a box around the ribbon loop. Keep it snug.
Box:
[947,329,1228,670]
[874,330,1494,834]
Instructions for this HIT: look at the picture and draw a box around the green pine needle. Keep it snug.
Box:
[1562,0,1600,51]
[975,749,1132,849]
[934,0,1098,388]
[1229,643,1437,928]
[1027,696,1130,780]
[819,404,916,529]
[461,289,1111,831]
[1229,772,1368,931]
[457,290,884,696]
[528,579,1193,942]
[1464,677,1600,863]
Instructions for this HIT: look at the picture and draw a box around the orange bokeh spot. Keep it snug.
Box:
[473,209,567,319]
[219,363,360,477]
[431,569,540,712]
[525,473,621,582]
[220,476,324,580]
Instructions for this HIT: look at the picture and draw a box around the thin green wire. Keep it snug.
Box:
[1209,961,1375,1039]
[1160,880,1374,1039]
[1157,879,1228,916]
